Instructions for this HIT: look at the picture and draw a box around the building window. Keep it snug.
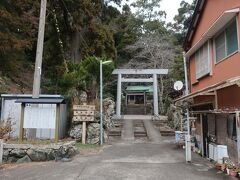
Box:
[215,19,238,63]
[195,41,210,79]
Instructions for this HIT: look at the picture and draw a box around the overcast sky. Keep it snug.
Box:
[114,0,193,23]
[161,0,193,22]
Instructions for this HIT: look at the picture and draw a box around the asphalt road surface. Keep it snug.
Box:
[0,137,237,180]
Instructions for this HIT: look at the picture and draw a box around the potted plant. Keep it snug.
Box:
[220,163,226,172]
[214,162,222,171]
[235,168,240,177]
[225,163,234,175]
[229,167,238,177]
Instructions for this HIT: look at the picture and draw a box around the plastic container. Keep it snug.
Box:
[216,145,228,164]
[175,131,182,142]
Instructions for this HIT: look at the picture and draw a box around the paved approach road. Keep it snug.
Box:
[0,137,236,180]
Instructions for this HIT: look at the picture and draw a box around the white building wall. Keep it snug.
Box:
[0,98,67,139]
[1,99,21,137]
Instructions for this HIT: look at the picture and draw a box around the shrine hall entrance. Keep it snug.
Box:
[124,86,153,115]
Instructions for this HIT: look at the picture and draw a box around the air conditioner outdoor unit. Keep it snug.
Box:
[216,145,228,164]
[208,143,229,164]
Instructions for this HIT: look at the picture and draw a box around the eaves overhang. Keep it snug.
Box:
[175,76,240,103]
[185,8,240,58]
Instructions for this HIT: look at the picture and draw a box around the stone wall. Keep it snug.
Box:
[167,104,183,130]
[3,141,77,164]
[69,98,115,144]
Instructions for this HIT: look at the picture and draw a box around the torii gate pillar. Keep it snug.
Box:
[116,73,122,117]
[153,74,158,116]
[113,69,168,118]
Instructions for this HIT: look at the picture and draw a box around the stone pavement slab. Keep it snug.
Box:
[121,119,134,141]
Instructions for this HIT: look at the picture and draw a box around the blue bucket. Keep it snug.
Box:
[175,131,182,142]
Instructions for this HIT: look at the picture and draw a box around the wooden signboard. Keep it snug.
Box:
[73,110,95,116]
[72,116,94,122]
[73,105,95,111]
[73,104,95,144]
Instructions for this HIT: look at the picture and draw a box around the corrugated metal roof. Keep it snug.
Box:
[15,98,65,104]
[1,94,63,98]
[126,86,153,92]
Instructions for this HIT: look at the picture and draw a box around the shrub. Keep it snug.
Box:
[0,118,14,139]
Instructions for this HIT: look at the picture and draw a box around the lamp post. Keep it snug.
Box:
[100,60,112,145]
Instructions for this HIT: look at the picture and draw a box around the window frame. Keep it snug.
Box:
[195,41,211,79]
[214,17,239,64]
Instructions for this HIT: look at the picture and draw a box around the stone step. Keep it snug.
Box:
[160,130,175,136]
[133,120,147,138]
[152,122,169,127]
[160,132,175,136]
[113,124,123,128]
[134,131,147,137]
[108,130,121,137]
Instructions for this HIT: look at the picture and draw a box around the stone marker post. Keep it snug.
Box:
[0,139,3,164]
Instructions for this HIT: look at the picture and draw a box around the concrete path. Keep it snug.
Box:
[121,119,134,141]
[0,137,236,180]
[143,120,162,143]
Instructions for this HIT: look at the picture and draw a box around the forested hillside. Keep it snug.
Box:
[0,0,196,112]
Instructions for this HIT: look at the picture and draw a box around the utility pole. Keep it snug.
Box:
[32,0,47,98]
[183,52,191,162]
[30,0,47,139]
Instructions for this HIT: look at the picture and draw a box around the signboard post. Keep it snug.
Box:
[73,104,95,144]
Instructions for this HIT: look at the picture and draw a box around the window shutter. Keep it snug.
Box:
[195,42,210,79]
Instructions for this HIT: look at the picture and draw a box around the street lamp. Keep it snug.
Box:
[100,60,113,145]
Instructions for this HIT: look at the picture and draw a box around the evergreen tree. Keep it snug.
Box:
[0,0,39,73]
[171,0,197,45]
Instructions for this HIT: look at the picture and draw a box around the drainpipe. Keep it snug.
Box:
[183,52,191,162]
[236,111,240,165]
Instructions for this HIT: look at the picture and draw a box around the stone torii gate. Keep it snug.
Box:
[112,69,168,118]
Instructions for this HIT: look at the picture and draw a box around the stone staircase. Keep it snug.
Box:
[124,104,152,115]
[152,117,175,136]
[108,116,175,142]
[133,120,147,138]
[108,120,122,141]
[108,119,147,141]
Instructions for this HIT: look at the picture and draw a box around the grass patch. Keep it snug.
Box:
[75,142,101,155]
[6,139,64,145]
[75,143,99,149]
